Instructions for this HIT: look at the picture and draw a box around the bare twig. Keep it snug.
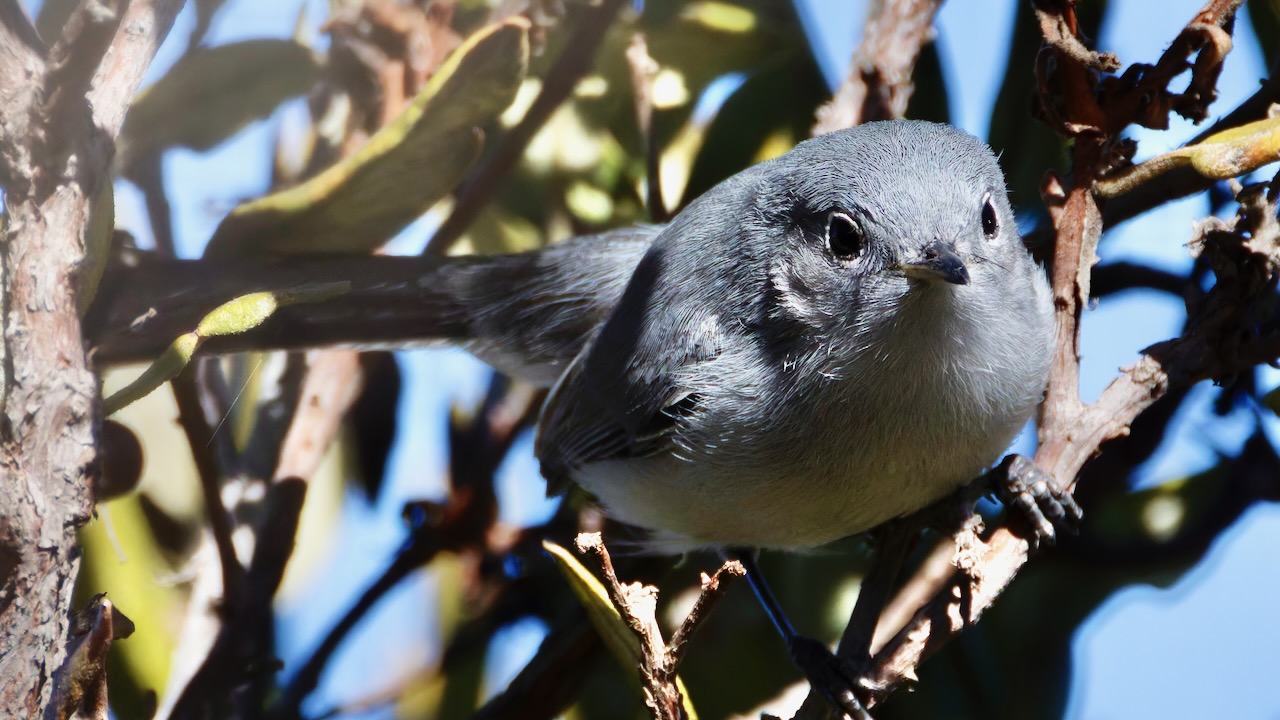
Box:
[424,0,628,256]
[812,0,943,135]
[576,533,686,720]
[665,560,744,669]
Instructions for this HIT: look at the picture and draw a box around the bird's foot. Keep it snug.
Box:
[992,454,1083,548]
[787,635,874,720]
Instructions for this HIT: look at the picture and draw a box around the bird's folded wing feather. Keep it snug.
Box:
[534,248,724,494]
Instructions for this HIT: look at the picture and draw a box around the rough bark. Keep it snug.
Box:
[0,2,184,716]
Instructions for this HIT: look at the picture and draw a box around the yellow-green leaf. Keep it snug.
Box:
[1096,115,1280,198]
[118,39,320,176]
[542,540,699,719]
[204,18,530,257]
[103,284,348,415]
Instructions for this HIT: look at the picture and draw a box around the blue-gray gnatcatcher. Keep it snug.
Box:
[429,120,1060,712]
[443,120,1053,548]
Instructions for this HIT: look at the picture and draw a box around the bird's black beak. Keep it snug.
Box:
[899,241,970,286]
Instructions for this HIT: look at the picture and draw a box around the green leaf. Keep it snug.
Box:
[204,18,530,257]
[543,540,644,666]
[118,40,321,177]
[1095,115,1280,198]
[542,540,699,719]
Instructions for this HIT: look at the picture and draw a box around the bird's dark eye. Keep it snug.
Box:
[826,211,864,259]
[981,193,999,240]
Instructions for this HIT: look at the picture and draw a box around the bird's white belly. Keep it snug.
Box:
[574,395,1026,552]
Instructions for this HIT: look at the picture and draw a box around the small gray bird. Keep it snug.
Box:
[431,120,1061,714]
[444,120,1054,550]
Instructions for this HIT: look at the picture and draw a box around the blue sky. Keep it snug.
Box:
[69,0,1280,717]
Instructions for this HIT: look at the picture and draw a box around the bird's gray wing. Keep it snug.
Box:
[533,244,724,495]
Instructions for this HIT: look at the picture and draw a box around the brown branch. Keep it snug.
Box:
[0,0,44,184]
[38,0,124,168]
[811,0,943,135]
[665,560,744,670]
[423,0,628,256]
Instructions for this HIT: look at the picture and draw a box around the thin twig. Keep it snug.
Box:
[169,363,247,609]
[665,559,744,670]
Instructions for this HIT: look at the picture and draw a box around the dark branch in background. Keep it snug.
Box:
[1090,261,1190,298]
[811,0,943,135]
[168,364,247,610]
[626,32,668,223]
[266,377,540,720]
[131,152,178,257]
[424,0,628,256]
[472,614,601,720]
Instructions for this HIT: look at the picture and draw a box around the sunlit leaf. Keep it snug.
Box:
[77,496,182,716]
[204,18,530,257]
[1095,115,1280,198]
[103,285,348,415]
[542,540,699,719]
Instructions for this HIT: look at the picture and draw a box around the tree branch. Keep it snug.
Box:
[811,0,943,135]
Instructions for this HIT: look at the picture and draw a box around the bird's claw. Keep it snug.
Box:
[787,635,874,720]
[994,455,1083,548]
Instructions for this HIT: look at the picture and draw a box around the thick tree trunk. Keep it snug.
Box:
[0,2,184,716]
